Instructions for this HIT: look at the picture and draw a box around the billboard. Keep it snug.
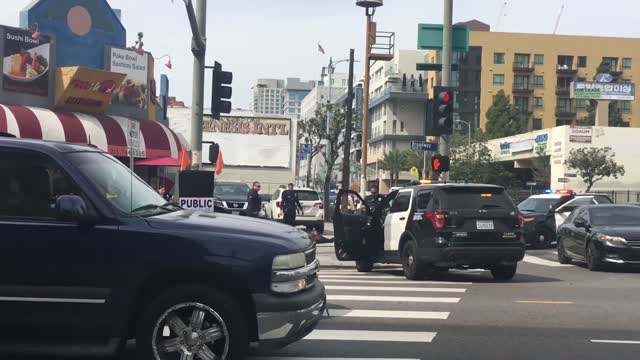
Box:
[202,115,291,168]
[571,82,635,101]
[2,28,51,96]
[54,66,126,113]
[107,47,149,109]
[569,126,593,143]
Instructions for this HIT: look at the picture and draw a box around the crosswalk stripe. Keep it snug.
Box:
[328,295,460,303]
[326,285,467,293]
[320,269,403,274]
[254,358,420,360]
[329,309,449,320]
[304,330,437,343]
[523,255,572,267]
[322,279,472,285]
[320,275,405,280]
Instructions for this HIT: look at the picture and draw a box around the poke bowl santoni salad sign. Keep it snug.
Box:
[2,27,51,96]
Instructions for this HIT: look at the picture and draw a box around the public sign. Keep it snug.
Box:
[411,140,439,152]
[571,81,635,101]
[558,178,570,183]
[54,66,126,113]
[179,197,214,212]
[179,170,216,213]
[2,27,51,96]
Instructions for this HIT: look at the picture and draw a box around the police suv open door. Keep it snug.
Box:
[333,190,371,261]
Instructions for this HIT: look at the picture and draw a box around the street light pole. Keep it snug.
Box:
[440,0,453,181]
[360,12,373,193]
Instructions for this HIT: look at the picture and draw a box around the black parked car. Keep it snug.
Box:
[333,184,525,281]
[0,137,325,359]
[557,204,640,271]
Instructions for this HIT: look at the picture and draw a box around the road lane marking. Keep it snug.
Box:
[516,300,574,304]
[321,279,473,285]
[329,309,449,320]
[591,340,640,345]
[523,255,572,267]
[303,330,437,343]
[320,275,405,279]
[254,358,420,360]
[328,295,460,303]
[326,285,467,293]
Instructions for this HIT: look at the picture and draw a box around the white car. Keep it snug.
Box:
[266,188,325,233]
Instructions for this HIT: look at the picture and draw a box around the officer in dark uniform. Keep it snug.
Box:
[364,185,384,212]
[279,183,303,226]
[246,181,263,218]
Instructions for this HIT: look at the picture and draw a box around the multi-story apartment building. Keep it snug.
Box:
[282,78,316,119]
[427,24,640,130]
[251,79,285,115]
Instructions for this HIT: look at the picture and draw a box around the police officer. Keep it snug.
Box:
[246,181,263,218]
[279,183,303,226]
[364,185,384,212]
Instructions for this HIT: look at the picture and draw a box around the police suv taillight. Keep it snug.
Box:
[425,211,447,230]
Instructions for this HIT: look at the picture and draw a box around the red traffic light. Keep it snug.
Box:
[432,157,442,171]
[439,91,452,104]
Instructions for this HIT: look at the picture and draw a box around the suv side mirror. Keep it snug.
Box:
[574,218,587,228]
[55,195,95,225]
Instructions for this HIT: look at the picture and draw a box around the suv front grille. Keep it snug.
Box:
[627,240,640,248]
[226,202,246,209]
[305,246,317,265]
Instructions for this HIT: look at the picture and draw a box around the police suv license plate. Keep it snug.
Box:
[476,220,495,230]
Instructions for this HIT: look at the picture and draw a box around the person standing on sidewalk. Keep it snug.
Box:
[279,183,303,226]
[246,181,263,218]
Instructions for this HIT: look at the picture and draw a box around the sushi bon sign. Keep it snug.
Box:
[2,27,51,96]
[54,66,126,113]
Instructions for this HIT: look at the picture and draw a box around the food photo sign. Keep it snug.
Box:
[105,46,151,119]
[0,25,56,108]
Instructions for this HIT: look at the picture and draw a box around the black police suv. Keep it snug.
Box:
[557,204,640,271]
[0,137,325,359]
[333,184,525,281]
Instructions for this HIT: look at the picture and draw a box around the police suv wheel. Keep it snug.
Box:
[402,240,425,280]
[356,259,374,272]
[137,285,248,360]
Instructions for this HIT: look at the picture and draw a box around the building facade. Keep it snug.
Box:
[251,79,285,115]
[282,78,316,119]
[471,31,640,130]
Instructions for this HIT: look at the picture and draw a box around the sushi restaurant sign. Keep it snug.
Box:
[54,66,126,113]
[0,25,55,108]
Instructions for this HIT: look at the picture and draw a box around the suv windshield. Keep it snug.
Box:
[214,182,250,197]
[442,187,515,210]
[296,190,320,201]
[518,197,557,212]
[67,152,171,215]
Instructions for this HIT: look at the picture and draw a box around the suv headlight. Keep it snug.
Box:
[597,234,629,247]
[271,251,318,294]
[214,197,224,207]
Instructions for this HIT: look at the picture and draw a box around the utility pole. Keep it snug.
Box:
[184,0,207,169]
[342,49,356,191]
[360,13,373,193]
[440,0,453,181]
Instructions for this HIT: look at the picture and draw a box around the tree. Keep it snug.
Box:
[379,149,408,186]
[531,148,551,187]
[485,90,527,139]
[404,150,431,180]
[298,117,324,188]
[565,147,626,192]
[304,103,351,217]
[577,100,626,127]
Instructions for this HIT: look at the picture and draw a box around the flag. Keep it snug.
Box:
[318,42,326,55]
[215,149,224,175]
[178,147,191,171]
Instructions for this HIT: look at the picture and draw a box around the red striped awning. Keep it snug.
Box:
[0,104,184,160]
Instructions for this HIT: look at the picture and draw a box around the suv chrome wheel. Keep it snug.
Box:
[152,302,229,360]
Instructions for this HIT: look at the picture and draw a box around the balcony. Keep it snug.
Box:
[368,82,427,108]
[556,86,571,96]
[556,104,577,118]
[556,64,578,75]
[513,83,534,95]
[513,62,534,73]
[514,105,533,115]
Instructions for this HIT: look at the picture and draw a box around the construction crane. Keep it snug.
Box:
[554,4,565,34]
[496,1,508,31]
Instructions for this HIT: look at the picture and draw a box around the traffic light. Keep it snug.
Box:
[431,154,450,173]
[211,61,233,119]
[431,86,455,135]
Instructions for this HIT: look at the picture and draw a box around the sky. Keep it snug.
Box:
[3,0,640,109]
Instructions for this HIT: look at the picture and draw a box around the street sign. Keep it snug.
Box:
[411,140,439,152]
[565,173,578,178]
[558,178,570,183]
[300,144,312,160]
[128,119,140,152]
[409,167,419,177]
[526,182,537,187]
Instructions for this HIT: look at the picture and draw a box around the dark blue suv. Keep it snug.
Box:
[0,137,325,359]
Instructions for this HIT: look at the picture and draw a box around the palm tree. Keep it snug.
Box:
[379,149,408,186]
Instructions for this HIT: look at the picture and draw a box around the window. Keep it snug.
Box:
[603,57,619,72]
[534,76,544,88]
[534,54,544,65]
[401,121,405,132]
[591,207,640,226]
[533,97,544,108]
[514,75,530,89]
[532,118,543,130]
[622,101,631,113]
[494,52,505,64]
[623,58,632,70]
[493,74,505,85]
[518,197,556,213]
[556,119,572,126]
[514,54,530,68]
[578,56,587,68]
[576,99,587,110]
[440,187,515,210]
[295,190,320,201]
[416,191,432,210]
[557,98,572,112]
[390,192,412,213]
[0,150,82,219]
[392,120,397,134]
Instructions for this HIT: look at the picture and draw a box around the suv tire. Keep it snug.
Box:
[586,241,603,271]
[557,238,572,264]
[356,259,374,273]
[534,228,554,249]
[491,264,517,281]
[401,240,426,280]
[136,285,248,360]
